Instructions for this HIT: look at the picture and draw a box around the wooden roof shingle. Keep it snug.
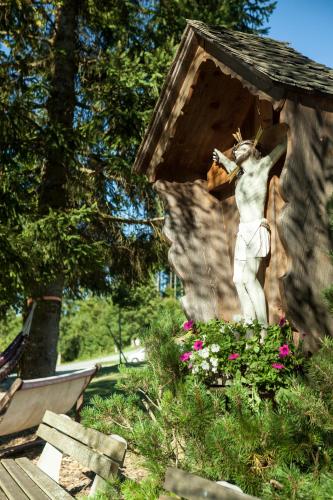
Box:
[189,20,333,97]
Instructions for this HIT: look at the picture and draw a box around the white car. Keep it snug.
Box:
[127,348,146,363]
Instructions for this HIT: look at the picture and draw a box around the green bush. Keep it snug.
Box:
[179,319,304,394]
[82,312,333,499]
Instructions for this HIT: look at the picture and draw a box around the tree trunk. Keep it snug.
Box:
[20,1,79,378]
[19,280,64,378]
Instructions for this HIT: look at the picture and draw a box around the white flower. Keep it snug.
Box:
[212,366,218,373]
[210,357,218,367]
[201,361,210,371]
[199,348,210,359]
[192,365,199,374]
[211,344,220,353]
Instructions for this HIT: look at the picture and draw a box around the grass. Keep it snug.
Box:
[83,361,144,405]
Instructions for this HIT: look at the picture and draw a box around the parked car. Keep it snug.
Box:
[127,348,146,363]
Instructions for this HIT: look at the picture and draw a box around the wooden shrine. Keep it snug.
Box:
[133,21,333,350]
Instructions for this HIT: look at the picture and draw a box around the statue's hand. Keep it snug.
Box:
[213,148,223,165]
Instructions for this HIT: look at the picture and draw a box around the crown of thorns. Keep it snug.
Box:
[226,126,263,183]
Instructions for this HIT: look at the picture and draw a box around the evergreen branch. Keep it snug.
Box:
[99,213,164,226]
[138,388,161,412]
[142,399,157,422]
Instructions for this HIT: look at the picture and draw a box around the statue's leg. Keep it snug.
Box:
[233,259,256,322]
[243,257,267,325]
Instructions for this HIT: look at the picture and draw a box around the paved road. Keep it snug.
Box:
[56,348,144,372]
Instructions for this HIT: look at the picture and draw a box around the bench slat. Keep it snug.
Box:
[15,458,72,500]
[164,468,259,500]
[37,424,118,480]
[0,488,7,499]
[0,461,29,500]
[42,411,126,463]
[1,459,49,500]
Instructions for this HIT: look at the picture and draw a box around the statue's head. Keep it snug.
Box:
[231,128,262,166]
[232,140,261,166]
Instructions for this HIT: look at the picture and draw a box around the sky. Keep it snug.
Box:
[266,0,333,68]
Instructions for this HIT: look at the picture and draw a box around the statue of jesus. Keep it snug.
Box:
[213,133,287,325]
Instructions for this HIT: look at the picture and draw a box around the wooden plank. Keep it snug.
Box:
[147,44,208,180]
[15,458,72,500]
[1,459,49,500]
[0,487,7,500]
[0,461,28,500]
[36,424,117,480]
[164,467,259,500]
[42,411,126,463]
[279,100,333,348]
[133,26,198,175]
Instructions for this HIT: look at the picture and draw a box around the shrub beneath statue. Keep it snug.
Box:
[178,318,304,396]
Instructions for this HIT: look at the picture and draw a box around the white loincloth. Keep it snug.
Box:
[234,218,270,261]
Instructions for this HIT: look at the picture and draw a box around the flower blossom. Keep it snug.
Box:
[272,363,285,370]
[228,353,240,360]
[193,340,203,351]
[183,320,194,331]
[199,348,210,359]
[179,352,192,362]
[279,344,290,357]
[211,357,218,367]
[201,361,210,371]
[211,344,220,353]
[278,316,286,327]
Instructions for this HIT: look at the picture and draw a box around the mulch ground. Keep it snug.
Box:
[0,429,148,497]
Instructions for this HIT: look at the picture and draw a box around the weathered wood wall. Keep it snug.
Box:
[279,100,333,349]
[155,180,240,321]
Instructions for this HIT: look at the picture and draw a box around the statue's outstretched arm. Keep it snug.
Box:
[213,148,237,174]
[265,141,287,169]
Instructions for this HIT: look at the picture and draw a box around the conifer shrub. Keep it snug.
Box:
[82,313,333,499]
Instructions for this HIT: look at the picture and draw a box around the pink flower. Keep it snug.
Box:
[193,340,203,351]
[278,316,286,327]
[279,344,290,357]
[228,353,240,360]
[183,320,194,331]
[179,352,192,362]
[272,363,285,370]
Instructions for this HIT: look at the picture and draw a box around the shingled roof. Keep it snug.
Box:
[133,20,333,176]
[189,20,333,97]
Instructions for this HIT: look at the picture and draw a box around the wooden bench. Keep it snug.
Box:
[0,410,127,498]
[0,365,99,439]
[160,467,259,500]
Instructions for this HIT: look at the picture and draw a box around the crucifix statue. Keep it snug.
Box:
[213,130,287,325]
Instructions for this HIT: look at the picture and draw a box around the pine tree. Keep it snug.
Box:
[0,0,276,376]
